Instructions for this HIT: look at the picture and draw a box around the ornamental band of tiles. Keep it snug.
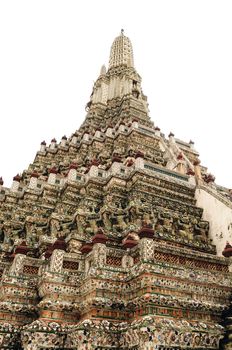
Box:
[0,31,232,350]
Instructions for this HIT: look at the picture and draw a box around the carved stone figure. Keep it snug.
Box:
[67,238,82,254]
[194,220,209,243]
[155,211,174,236]
[112,201,128,232]
[49,218,61,238]
[176,215,194,240]
[74,207,86,236]
[100,203,112,230]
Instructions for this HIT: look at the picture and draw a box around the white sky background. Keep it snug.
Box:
[0,0,231,188]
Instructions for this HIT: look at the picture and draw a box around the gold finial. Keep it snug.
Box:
[121,29,124,36]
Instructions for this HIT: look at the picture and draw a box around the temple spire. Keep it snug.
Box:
[109,30,134,69]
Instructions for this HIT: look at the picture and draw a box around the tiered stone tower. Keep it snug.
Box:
[0,31,232,350]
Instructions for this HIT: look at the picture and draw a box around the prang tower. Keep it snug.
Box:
[0,31,232,350]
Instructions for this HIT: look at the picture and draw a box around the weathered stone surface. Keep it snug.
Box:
[0,31,232,349]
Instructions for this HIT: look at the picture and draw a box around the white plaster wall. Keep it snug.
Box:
[195,187,232,256]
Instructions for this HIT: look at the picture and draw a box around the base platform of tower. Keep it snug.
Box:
[0,31,232,350]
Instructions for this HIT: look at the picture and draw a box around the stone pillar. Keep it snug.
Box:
[189,139,195,149]
[132,119,138,129]
[106,126,113,137]
[11,174,21,192]
[188,173,196,185]
[83,132,90,141]
[0,177,3,192]
[94,129,101,138]
[9,253,26,276]
[139,238,155,261]
[154,126,161,136]
[111,156,122,174]
[138,226,155,262]
[176,153,187,174]
[135,151,144,169]
[118,123,125,133]
[91,230,107,268]
[28,172,39,189]
[48,167,58,185]
[40,140,46,152]
[50,249,64,273]
[50,138,57,150]
[89,164,98,177]
[194,160,202,184]
[67,163,78,181]
[71,134,78,144]
[168,131,175,143]
[61,135,67,147]
[92,243,106,268]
